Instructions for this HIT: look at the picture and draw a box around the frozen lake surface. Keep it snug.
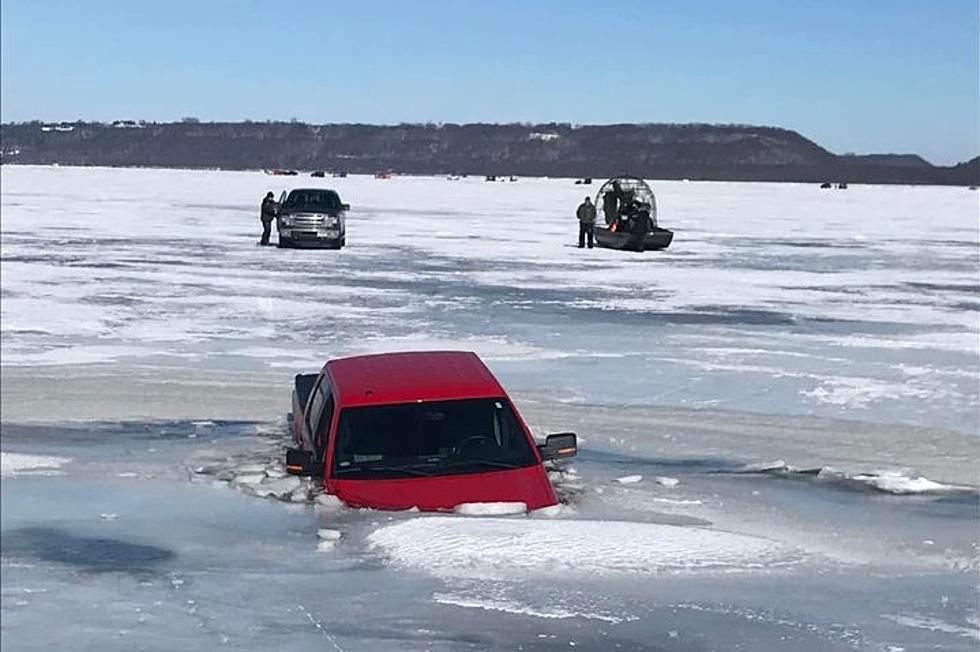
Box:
[2,166,978,434]
[2,166,978,649]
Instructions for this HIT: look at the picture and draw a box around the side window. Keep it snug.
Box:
[306,377,327,437]
[313,394,335,456]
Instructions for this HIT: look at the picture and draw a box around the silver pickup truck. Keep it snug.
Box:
[276,188,349,249]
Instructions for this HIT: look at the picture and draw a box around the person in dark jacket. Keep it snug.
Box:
[576,196,597,248]
[625,203,651,252]
[602,181,623,225]
[259,191,278,246]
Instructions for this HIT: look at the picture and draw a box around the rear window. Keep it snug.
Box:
[332,398,537,479]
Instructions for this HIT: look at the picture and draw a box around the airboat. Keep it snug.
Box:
[594,176,673,251]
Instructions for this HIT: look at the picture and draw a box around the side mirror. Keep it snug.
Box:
[285,448,313,476]
[341,203,350,211]
[538,433,577,461]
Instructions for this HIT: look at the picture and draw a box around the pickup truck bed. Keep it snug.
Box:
[294,373,318,412]
[291,373,319,444]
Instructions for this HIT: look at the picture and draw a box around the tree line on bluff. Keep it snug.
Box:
[1,121,977,185]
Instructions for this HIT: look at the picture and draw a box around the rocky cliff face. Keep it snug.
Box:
[1,121,976,185]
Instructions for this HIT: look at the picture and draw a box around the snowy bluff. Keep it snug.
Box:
[2,121,977,185]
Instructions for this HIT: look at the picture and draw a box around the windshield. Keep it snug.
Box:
[282,189,342,213]
[332,398,538,479]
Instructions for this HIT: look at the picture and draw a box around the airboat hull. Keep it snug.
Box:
[595,226,673,251]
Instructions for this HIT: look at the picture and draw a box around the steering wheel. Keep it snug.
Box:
[453,434,495,455]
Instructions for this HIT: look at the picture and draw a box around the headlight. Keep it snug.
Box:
[280,216,294,227]
[323,216,338,227]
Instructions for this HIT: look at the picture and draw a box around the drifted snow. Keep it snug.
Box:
[0,452,71,477]
[367,516,799,579]
[431,590,632,624]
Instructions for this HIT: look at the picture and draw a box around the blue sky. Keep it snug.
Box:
[2,0,977,164]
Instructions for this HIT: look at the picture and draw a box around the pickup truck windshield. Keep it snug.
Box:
[282,190,342,213]
[333,398,537,479]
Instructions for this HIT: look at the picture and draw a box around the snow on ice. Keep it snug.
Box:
[2,166,978,433]
[0,452,71,477]
[367,516,801,579]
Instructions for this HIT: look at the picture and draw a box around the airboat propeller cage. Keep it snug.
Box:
[595,176,659,227]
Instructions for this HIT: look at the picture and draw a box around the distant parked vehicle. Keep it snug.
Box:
[276,188,349,249]
[310,170,326,178]
[837,182,848,189]
[374,171,392,179]
[820,182,833,189]
[332,171,348,178]
[485,175,497,182]
[269,169,298,176]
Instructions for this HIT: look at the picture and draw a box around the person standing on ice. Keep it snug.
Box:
[576,196,597,248]
[602,181,623,225]
[259,191,278,246]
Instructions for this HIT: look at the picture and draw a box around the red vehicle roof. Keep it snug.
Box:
[326,351,507,408]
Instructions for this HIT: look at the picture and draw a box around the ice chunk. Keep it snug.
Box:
[615,475,643,484]
[314,493,345,510]
[454,502,527,516]
[739,460,789,472]
[851,471,968,495]
[317,528,342,541]
[316,541,336,553]
[655,476,680,487]
[233,463,268,474]
[229,473,265,486]
[257,476,302,497]
[529,504,570,518]
[246,484,278,498]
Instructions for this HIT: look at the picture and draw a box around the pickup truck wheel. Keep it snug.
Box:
[277,237,292,248]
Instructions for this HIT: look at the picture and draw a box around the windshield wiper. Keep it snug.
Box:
[443,459,526,470]
[335,465,434,478]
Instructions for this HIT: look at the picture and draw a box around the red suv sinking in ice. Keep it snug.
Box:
[285,351,577,511]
